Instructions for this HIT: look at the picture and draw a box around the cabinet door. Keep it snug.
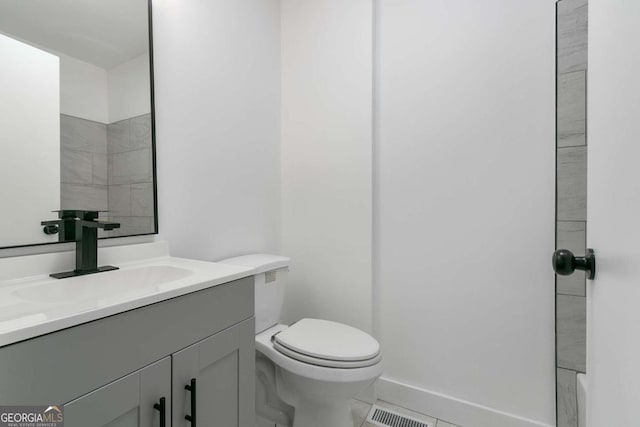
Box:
[64,357,170,427]
[173,318,255,427]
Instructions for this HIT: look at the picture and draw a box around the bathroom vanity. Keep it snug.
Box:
[0,243,256,427]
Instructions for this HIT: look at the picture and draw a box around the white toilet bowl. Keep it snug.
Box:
[256,322,384,427]
[218,254,383,427]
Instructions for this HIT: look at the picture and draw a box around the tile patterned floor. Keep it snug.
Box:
[351,399,462,427]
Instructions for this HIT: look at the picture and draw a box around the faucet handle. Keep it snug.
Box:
[41,221,60,235]
[52,210,107,221]
[41,215,78,241]
[53,210,119,230]
[42,210,118,240]
[82,220,121,231]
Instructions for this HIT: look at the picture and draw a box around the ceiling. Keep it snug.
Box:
[0,0,149,69]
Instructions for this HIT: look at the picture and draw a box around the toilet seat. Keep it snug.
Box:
[272,318,381,368]
[256,324,384,383]
[273,340,382,368]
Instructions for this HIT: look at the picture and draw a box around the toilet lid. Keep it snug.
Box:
[274,319,380,362]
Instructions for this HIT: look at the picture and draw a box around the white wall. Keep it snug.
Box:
[279,0,373,333]
[587,1,640,425]
[0,35,110,123]
[0,34,60,247]
[60,53,109,123]
[374,1,556,426]
[60,52,151,124]
[153,0,281,261]
[108,54,151,123]
[0,4,557,424]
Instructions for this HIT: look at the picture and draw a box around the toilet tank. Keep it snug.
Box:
[218,254,290,333]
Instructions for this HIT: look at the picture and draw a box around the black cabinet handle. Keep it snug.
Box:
[552,248,596,280]
[185,378,196,426]
[153,397,166,427]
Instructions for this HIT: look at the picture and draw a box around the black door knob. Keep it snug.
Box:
[552,248,596,280]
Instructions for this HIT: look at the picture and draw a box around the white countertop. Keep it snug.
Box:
[0,251,255,347]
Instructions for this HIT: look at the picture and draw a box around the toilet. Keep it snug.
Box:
[220,254,383,427]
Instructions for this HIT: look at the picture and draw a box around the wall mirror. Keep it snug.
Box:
[0,0,157,249]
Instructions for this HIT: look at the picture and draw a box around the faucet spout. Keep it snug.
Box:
[41,210,121,279]
[78,219,121,231]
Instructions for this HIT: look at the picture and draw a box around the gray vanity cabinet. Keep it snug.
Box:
[64,357,171,427]
[172,318,255,427]
[0,277,256,427]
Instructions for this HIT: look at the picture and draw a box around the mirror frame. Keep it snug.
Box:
[0,0,158,250]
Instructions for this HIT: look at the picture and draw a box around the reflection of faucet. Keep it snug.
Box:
[41,210,120,279]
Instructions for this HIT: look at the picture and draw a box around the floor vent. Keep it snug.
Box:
[366,405,434,427]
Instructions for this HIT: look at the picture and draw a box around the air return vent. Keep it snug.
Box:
[366,405,434,427]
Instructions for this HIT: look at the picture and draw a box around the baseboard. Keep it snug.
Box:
[377,377,554,427]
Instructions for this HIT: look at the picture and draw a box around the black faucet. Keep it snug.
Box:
[41,210,121,279]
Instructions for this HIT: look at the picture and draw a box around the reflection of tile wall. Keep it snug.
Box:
[60,115,108,211]
[556,0,588,426]
[106,114,155,237]
[59,113,155,238]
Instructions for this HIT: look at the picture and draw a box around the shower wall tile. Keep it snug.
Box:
[92,153,108,185]
[108,114,152,154]
[557,146,587,221]
[107,120,131,154]
[558,0,588,74]
[130,114,153,150]
[108,216,155,237]
[558,71,586,148]
[107,115,153,185]
[131,183,154,217]
[110,148,153,185]
[59,113,155,238]
[557,368,578,427]
[61,149,93,184]
[108,185,132,217]
[557,294,586,372]
[60,115,108,211]
[61,184,108,211]
[556,221,586,296]
[61,115,107,154]
[105,114,154,237]
[556,2,588,425]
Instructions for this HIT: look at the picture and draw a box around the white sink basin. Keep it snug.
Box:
[0,252,255,347]
[12,265,193,304]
